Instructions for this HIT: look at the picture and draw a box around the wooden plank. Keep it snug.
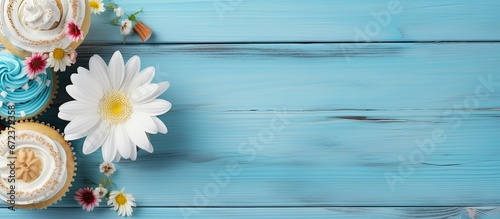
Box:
[85,0,500,43]
[1,207,499,219]
[0,43,495,207]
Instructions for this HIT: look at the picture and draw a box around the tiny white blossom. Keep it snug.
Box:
[99,162,116,176]
[114,7,124,17]
[95,185,108,198]
[120,19,133,36]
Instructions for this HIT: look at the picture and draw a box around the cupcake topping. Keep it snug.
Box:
[15,149,42,183]
[22,0,61,31]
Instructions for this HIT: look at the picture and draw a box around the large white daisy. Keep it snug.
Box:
[58,51,171,162]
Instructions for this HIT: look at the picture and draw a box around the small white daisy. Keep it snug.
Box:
[108,187,136,217]
[88,0,105,14]
[47,46,72,72]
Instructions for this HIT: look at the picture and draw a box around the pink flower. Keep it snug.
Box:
[74,187,101,211]
[69,50,78,64]
[65,20,84,42]
[23,53,48,79]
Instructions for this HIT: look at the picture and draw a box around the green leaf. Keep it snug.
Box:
[128,7,143,22]
[84,179,97,185]
[111,17,119,25]
[106,3,116,11]
[128,15,137,22]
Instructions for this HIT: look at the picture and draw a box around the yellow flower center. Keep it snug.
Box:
[115,194,127,205]
[99,91,132,124]
[53,48,65,60]
[89,1,99,10]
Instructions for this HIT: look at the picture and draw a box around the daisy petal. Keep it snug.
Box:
[101,126,117,163]
[89,55,111,90]
[108,51,125,89]
[127,67,155,95]
[64,114,100,140]
[152,116,168,134]
[133,81,170,104]
[130,141,137,161]
[134,99,172,116]
[125,122,153,153]
[130,112,158,134]
[114,124,131,159]
[77,67,91,77]
[59,100,96,117]
[83,121,110,154]
[71,74,103,99]
[122,55,140,91]
[130,83,158,103]
[58,112,77,121]
[66,85,98,105]
[113,153,121,162]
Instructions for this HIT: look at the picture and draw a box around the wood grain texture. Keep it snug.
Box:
[1,43,497,210]
[1,1,500,217]
[85,0,500,43]
[1,207,500,219]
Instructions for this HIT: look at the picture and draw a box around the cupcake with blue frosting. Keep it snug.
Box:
[0,52,57,120]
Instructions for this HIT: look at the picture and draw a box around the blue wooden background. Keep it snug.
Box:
[2,0,500,218]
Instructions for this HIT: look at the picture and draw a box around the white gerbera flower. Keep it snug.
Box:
[108,187,136,217]
[58,51,171,162]
[47,46,72,72]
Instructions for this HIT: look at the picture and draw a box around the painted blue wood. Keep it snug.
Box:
[1,207,500,219]
[2,0,500,218]
[1,43,498,210]
[85,0,500,43]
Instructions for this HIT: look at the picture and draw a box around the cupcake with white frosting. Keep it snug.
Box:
[0,0,91,60]
[0,121,76,209]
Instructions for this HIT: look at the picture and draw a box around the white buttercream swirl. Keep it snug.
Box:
[0,0,87,53]
[22,0,61,30]
[0,130,67,205]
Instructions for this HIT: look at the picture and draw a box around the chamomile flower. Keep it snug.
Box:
[108,188,136,217]
[47,46,72,72]
[88,0,105,14]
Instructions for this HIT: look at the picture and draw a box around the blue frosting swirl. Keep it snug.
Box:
[0,52,54,119]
